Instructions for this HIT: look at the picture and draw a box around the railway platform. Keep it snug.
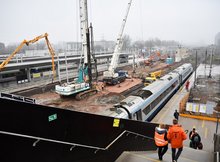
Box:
[116,147,212,162]
[116,65,218,162]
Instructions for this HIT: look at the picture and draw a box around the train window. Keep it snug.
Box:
[143,105,151,115]
[167,76,173,80]
[151,94,162,108]
[135,90,152,99]
[115,109,123,114]
[120,101,134,107]
[127,102,133,107]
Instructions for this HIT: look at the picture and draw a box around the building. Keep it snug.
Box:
[66,42,82,52]
[175,47,189,62]
[0,42,5,54]
[215,32,220,47]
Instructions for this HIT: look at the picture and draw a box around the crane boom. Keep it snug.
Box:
[79,0,89,64]
[103,0,132,85]
[0,33,56,78]
[108,0,132,72]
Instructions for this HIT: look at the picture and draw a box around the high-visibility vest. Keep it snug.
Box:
[154,131,168,147]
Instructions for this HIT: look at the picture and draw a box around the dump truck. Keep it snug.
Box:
[144,70,163,86]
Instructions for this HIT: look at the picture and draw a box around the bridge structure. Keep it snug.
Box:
[0,52,137,92]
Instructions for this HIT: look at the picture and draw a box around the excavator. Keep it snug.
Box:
[55,0,97,100]
[144,51,161,66]
[0,33,56,79]
[143,70,163,86]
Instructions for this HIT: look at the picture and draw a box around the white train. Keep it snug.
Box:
[108,63,193,122]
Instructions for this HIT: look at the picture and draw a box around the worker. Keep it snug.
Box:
[189,127,196,148]
[167,119,187,162]
[189,129,201,149]
[173,109,179,120]
[154,124,168,161]
[185,80,190,92]
[101,82,106,91]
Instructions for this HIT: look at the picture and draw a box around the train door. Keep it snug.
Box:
[132,110,142,121]
[178,72,182,85]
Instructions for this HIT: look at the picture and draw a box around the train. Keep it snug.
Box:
[108,63,193,122]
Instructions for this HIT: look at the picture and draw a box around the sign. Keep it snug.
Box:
[48,114,57,122]
[33,73,41,78]
[186,102,193,111]
[113,118,120,127]
[192,103,200,112]
[199,104,206,113]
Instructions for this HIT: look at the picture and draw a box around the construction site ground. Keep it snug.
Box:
[31,61,181,115]
[180,64,220,119]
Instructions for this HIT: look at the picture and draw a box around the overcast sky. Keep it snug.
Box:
[1,0,220,46]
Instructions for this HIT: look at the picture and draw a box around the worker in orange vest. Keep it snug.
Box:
[154,124,168,160]
[167,119,187,162]
[185,80,190,91]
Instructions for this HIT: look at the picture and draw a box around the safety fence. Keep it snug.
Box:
[0,95,157,162]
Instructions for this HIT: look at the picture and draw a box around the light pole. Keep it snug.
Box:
[204,49,207,77]
[194,49,198,88]
[208,45,214,78]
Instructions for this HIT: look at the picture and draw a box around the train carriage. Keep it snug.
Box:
[109,63,193,122]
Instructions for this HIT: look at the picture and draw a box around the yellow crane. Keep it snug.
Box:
[0,33,56,78]
[144,70,163,86]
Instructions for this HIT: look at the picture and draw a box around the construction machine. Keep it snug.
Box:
[0,33,56,79]
[144,51,161,66]
[55,0,97,100]
[143,70,163,86]
[102,0,132,85]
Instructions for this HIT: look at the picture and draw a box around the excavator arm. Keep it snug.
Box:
[0,40,26,70]
[0,33,56,78]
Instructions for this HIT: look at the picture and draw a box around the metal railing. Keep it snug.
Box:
[214,151,219,162]
[0,92,35,103]
[0,129,153,154]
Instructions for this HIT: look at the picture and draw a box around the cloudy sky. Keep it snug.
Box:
[1,0,220,46]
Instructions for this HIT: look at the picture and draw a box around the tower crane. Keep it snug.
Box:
[102,0,132,85]
[0,33,56,79]
[55,0,97,100]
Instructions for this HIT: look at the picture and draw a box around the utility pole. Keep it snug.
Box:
[208,48,213,78]
[57,53,61,84]
[204,49,207,77]
[194,50,197,88]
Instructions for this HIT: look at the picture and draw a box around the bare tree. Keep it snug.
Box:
[122,34,132,51]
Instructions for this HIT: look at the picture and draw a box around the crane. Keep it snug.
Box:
[55,0,97,100]
[102,0,132,85]
[0,33,56,78]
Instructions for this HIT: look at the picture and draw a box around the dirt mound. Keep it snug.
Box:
[96,92,125,104]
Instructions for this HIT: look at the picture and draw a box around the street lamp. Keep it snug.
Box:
[208,45,215,78]
[194,49,198,88]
